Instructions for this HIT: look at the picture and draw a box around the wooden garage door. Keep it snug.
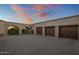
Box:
[59,25,78,39]
[36,27,43,35]
[45,26,55,36]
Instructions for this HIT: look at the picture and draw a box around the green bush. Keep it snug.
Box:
[7,28,19,35]
[30,29,34,34]
[22,29,29,34]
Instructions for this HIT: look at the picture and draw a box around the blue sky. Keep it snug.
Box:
[0,4,79,24]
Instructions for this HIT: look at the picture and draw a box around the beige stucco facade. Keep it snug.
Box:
[0,20,30,35]
[33,15,79,39]
[0,15,79,39]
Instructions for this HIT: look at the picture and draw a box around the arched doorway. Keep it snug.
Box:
[7,26,19,35]
[22,27,29,34]
[22,27,34,34]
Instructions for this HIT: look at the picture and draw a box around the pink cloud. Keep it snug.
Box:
[35,12,48,17]
[33,4,46,11]
[10,4,62,23]
[10,4,33,24]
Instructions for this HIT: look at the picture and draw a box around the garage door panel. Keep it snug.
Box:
[59,25,78,39]
[45,26,55,36]
[36,27,43,35]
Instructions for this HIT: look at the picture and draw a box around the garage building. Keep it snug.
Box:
[33,15,79,40]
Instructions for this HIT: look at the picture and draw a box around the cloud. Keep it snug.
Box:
[33,4,46,11]
[33,4,62,17]
[10,4,62,23]
[17,13,33,24]
[11,4,23,13]
[35,12,48,17]
[10,4,49,23]
[10,4,33,24]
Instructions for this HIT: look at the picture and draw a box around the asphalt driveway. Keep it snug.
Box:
[0,35,79,55]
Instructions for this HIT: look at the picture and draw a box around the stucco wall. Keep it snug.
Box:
[0,21,6,35]
[4,22,29,35]
[0,21,30,35]
[33,15,79,39]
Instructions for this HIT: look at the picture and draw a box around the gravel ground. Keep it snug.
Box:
[0,35,79,55]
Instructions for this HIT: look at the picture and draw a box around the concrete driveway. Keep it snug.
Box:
[0,35,79,55]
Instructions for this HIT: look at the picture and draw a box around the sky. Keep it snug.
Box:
[0,4,79,24]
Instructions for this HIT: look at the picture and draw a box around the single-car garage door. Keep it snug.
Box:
[45,26,55,36]
[36,27,43,35]
[59,25,78,39]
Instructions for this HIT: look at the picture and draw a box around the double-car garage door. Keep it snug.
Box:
[59,25,78,39]
[36,25,78,39]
